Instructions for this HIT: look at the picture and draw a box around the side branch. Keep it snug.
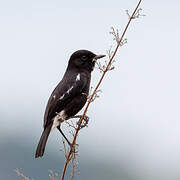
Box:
[60,0,142,179]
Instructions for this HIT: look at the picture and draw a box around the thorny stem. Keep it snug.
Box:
[60,0,142,179]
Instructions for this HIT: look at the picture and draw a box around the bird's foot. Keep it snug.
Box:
[76,115,89,129]
[66,115,89,129]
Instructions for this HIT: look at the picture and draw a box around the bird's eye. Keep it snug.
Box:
[81,55,88,61]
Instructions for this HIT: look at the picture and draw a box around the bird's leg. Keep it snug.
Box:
[57,126,77,153]
[59,115,89,152]
[57,126,71,146]
[66,115,89,129]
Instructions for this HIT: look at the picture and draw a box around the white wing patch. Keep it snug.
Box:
[51,110,66,132]
[59,94,65,100]
[59,74,80,101]
[59,86,74,100]
[76,73,80,81]
[67,86,73,94]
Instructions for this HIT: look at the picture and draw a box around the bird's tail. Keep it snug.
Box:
[35,124,52,158]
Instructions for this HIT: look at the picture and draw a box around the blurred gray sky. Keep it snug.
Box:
[0,0,180,179]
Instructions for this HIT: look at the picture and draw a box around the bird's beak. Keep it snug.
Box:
[93,54,106,62]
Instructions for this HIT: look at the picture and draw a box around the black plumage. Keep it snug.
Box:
[35,50,105,158]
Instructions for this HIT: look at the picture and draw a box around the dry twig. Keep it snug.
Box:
[15,169,33,180]
[60,0,143,180]
[49,170,59,180]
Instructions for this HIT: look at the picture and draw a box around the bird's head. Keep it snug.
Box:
[68,50,105,72]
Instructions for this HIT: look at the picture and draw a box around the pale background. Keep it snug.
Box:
[0,0,180,179]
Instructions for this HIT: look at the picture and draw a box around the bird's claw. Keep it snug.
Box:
[77,115,89,129]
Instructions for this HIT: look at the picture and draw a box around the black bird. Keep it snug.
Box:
[35,50,105,158]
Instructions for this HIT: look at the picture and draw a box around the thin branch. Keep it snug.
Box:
[60,0,143,179]
[15,169,33,180]
[49,170,59,180]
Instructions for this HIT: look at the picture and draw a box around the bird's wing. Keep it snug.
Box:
[43,73,88,128]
